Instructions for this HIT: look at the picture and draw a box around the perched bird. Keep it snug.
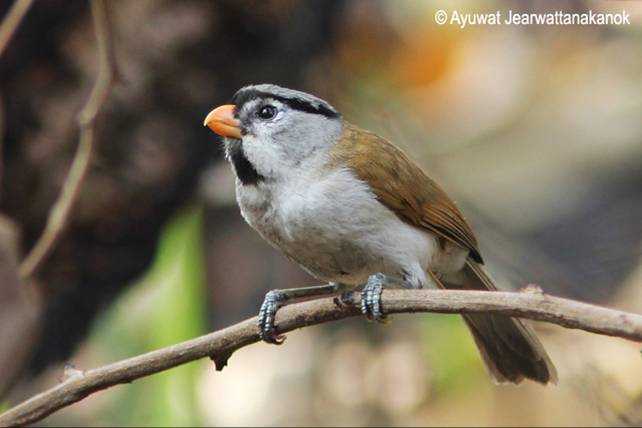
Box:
[203,84,557,384]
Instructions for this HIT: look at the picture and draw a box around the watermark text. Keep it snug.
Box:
[434,9,631,28]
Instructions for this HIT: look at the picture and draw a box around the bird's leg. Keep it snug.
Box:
[258,283,345,344]
[360,273,415,322]
[361,273,389,322]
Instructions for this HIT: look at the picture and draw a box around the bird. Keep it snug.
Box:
[203,84,557,385]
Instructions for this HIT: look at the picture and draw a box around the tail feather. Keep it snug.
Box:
[432,260,558,385]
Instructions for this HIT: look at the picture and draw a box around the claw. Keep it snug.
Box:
[361,273,387,322]
[258,290,286,344]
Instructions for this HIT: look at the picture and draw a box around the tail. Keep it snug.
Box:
[434,260,558,385]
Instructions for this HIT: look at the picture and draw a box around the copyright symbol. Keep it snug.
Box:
[435,10,448,25]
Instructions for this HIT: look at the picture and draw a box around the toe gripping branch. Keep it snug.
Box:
[361,273,387,322]
[257,283,344,345]
[258,290,286,344]
[257,274,390,345]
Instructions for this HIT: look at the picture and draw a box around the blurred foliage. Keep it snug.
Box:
[421,314,487,393]
[47,205,207,426]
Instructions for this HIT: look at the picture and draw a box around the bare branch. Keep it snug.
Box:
[1,288,641,427]
[18,0,116,279]
[0,0,33,59]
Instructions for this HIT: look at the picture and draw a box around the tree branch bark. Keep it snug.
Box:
[18,0,116,279]
[0,0,34,59]
[1,288,642,427]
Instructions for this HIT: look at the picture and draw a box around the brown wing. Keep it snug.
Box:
[329,122,483,264]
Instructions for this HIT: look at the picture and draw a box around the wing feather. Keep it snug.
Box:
[329,122,483,263]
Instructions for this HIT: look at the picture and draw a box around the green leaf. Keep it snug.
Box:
[76,204,208,426]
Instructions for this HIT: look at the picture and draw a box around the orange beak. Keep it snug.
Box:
[203,104,242,139]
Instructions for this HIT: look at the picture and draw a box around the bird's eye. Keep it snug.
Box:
[257,105,277,120]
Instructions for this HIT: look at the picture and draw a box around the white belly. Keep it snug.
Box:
[236,167,444,287]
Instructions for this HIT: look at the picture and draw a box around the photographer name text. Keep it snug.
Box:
[434,10,631,28]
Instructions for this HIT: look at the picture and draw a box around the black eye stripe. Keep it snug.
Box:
[232,89,340,119]
[278,96,339,118]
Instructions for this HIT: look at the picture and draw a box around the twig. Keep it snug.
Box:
[1,288,641,427]
[18,0,116,279]
[0,0,33,59]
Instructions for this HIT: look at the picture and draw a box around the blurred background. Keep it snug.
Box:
[1,0,642,426]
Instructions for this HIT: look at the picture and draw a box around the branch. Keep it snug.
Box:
[18,0,116,279]
[1,289,642,427]
[0,0,34,59]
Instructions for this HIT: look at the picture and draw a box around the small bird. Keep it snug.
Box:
[203,84,557,384]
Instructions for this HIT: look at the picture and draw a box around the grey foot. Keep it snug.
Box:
[258,290,286,344]
[361,273,387,322]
